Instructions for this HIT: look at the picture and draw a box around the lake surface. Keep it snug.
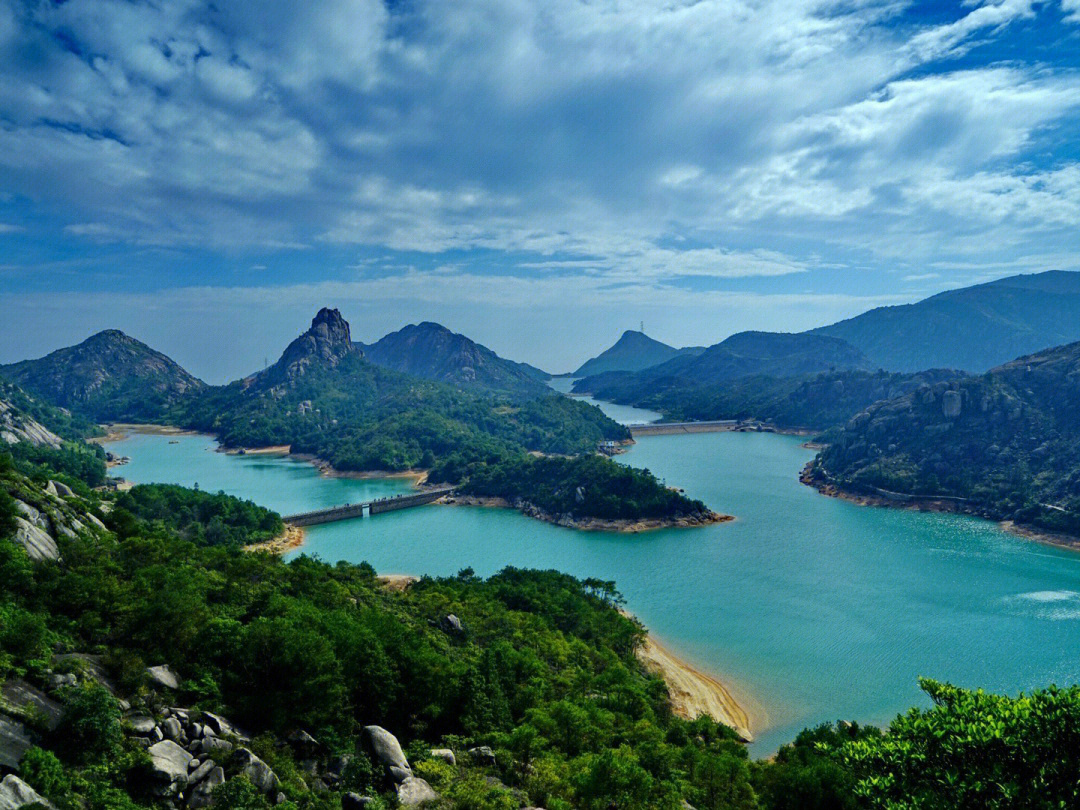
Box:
[106,429,1080,754]
[546,376,662,425]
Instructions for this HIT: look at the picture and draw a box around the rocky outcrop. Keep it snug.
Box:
[0,774,54,810]
[0,717,32,772]
[0,398,62,448]
[147,739,193,789]
[146,665,180,690]
[0,681,63,731]
[10,517,59,562]
[234,748,280,794]
[256,309,358,390]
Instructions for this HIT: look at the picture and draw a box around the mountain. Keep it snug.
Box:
[362,321,550,396]
[810,340,1080,536]
[811,270,1080,373]
[0,394,62,448]
[572,331,704,377]
[574,331,872,402]
[0,330,204,422]
[248,307,359,391]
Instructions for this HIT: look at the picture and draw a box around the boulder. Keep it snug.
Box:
[201,711,248,741]
[14,502,46,530]
[396,776,439,806]
[0,774,54,810]
[11,517,60,562]
[469,745,496,767]
[233,748,280,794]
[287,729,318,753]
[161,717,183,741]
[363,725,412,782]
[440,614,464,635]
[186,766,224,808]
[127,715,157,735]
[146,665,180,690]
[53,653,116,694]
[429,748,455,766]
[942,390,962,418]
[0,717,31,771]
[200,737,233,755]
[188,759,216,786]
[1,680,63,731]
[148,740,193,787]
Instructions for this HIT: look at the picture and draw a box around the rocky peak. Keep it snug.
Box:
[260,308,359,387]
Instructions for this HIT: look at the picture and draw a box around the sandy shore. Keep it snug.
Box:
[438,495,732,532]
[637,635,754,742]
[91,423,202,443]
[244,524,306,554]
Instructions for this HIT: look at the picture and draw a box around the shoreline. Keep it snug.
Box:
[802,463,1080,553]
[244,524,306,555]
[438,494,733,533]
[636,634,755,743]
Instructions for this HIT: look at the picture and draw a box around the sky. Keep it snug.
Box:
[1,0,1079,381]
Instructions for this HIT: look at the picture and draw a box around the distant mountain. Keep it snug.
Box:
[811,270,1080,372]
[0,330,203,422]
[574,331,872,402]
[810,340,1080,536]
[572,331,704,377]
[362,321,550,396]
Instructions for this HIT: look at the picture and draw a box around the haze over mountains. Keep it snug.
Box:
[572,330,704,377]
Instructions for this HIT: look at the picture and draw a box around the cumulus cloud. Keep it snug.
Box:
[0,0,1076,292]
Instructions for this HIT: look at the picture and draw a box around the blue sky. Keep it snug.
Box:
[1,0,1079,381]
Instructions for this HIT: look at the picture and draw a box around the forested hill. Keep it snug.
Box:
[0,329,204,422]
[810,340,1080,536]
[573,331,871,403]
[362,321,551,397]
[625,368,963,430]
[811,270,1080,373]
[572,330,703,377]
[177,309,627,473]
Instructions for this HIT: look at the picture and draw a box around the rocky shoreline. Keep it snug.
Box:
[801,462,1080,553]
[438,494,732,532]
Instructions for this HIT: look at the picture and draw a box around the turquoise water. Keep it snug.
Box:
[105,429,1080,755]
[546,377,661,425]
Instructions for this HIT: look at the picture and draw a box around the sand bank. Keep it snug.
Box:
[244,524,306,555]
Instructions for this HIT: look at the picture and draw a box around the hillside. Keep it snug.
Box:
[628,368,963,429]
[363,321,550,396]
[811,270,1080,372]
[573,330,704,377]
[574,331,872,403]
[0,329,204,422]
[809,340,1080,536]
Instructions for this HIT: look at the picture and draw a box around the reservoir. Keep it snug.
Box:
[106,428,1080,754]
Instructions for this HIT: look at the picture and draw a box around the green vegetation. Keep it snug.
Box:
[5,448,1080,809]
[814,341,1080,536]
[433,453,711,521]
[5,439,108,489]
[114,484,283,548]
[0,377,102,440]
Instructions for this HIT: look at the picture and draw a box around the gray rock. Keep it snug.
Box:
[363,725,412,782]
[942,389,962,418]
[146,665,180,690]
[396,776,439,806]
[441,614,464,634]
[186,766,224,808]
[161,717,183,741]
[190,722,204,739]
[148,740,193,786]
[49,480,74,499]
[14,501,46,530]
[0,717,32,771]
[1,680,63,731]
[11,517,60,562]
[469,745,496,766]
[127,715,157,735]
[429,748,456,766]
[0,774,54,810]
[53,653,115,694]
[200,737,234,755]
[233,748,280,794]
[188,759,215,785]
[201,711,248,741]
[288,729,318,749]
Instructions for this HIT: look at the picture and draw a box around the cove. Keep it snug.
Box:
[105,429,1080,755]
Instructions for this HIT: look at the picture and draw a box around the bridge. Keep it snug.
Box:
[283,487,455,527]
[629,420,739,436]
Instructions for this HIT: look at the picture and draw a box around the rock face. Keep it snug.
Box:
[0,397,62,448]
[257,309,359,389]
[234,748,280,794]
[11,517,60,562]
[0,774,54,810]
[1,680,63,731]
[146,665,180,690]
[0,329,204,422]
[0,717,32,771]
